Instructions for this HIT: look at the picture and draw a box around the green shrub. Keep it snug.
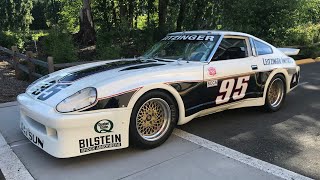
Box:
[96,30,122,60]
[96,26,156,60]
[0,31,25,48]
[286,23,320,46]
[300,45,320,59]
[43,26,77,63]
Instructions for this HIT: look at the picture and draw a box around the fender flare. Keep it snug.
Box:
[127,84,186,125]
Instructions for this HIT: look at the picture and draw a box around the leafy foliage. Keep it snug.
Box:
[0,31,25,48]
[0,0,33,32]
[43,26,77,63]
[1,0,320,63]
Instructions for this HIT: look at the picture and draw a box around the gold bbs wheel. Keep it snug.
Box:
[136,98,171,141]
[268,78,285,108]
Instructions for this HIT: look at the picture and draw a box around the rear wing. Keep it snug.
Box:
[277,48,300,56]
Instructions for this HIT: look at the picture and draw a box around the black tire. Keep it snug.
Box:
[263,74,286,112]
[129,90,178,149]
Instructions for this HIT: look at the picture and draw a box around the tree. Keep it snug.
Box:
[176,0,186,31]
[221,0,301,45]
[77,0,96,46]
[0,0,33,32]
[158,0,170,38]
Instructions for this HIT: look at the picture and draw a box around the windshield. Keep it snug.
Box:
[143,34,220,62]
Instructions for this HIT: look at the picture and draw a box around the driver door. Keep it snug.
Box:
[203,36,260,108]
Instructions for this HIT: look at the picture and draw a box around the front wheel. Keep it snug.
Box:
[263,74,286,112]
[129,91,178,149]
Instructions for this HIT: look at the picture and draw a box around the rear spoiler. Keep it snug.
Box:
[277,48,300,56]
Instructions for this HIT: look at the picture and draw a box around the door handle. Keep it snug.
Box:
[251,65,258,70]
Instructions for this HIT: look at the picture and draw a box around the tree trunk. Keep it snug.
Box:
[111,0,117,26]
[158,0,169,37]
[176,0,186,31]
[78,0,96,46]
[119,0,128,24]
[192,0,206,30]
[147,0,154,25]
[128,0,135,28]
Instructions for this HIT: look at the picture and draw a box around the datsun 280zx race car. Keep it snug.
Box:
[18,31,300,158]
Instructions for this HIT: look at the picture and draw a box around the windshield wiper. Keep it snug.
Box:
[152,57,175,62]
[137,56,157,63]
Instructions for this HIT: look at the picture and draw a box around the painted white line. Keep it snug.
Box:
[299,82,309,86]
[173,129,312,180]
[0,133,34,180]
[10,141,31,148]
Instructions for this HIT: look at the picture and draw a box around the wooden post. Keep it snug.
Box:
[11,46,23,80]
[26,51,35,82]
[47,56,54,73]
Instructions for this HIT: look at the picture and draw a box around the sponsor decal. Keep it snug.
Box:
[20,122,44,148]
[79,134,121,153]
[94,120,114,133]
[31,81,55,96]
[207,80,218,88]
[37,84,70,101]
[162,35,216,41]
[208,67,217,76]
[290,71,300,88]
[263,57,293,65]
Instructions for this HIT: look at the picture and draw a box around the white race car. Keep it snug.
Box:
[18,31,300,158]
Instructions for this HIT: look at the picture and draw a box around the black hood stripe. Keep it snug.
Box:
[120,63,165,71]
[59,60,155,82]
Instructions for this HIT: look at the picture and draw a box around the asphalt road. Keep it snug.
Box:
[181,62,320,179]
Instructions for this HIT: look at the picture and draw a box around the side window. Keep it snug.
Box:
[253,40,273,55]
[212,38,249,61]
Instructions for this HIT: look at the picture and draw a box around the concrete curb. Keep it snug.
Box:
[0,102,18,108]
[0,131,34,180]
[295,59,317,65]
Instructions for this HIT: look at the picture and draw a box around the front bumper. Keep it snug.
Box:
[18,93,131,158]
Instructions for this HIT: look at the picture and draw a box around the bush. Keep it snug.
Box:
[286,23,320,46]
[96,30,122,60]
[43,26,77,63]
[299,45,320,59]
[0,31,26,48]
[96,26,156,60]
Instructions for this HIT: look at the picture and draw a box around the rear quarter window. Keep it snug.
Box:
[253,40,273,55]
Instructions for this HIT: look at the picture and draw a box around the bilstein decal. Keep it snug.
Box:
[79,134,121,153]
[94,119,114,133]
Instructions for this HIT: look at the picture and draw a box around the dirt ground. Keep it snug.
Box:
[0,59,29,103]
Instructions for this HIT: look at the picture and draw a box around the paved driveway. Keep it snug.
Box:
[181,62,320,179]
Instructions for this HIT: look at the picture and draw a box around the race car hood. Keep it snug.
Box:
[25,59,203,108]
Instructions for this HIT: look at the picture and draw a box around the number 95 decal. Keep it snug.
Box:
[216,76,250,104]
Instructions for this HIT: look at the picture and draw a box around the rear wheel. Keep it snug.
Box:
[264,74,286,112]
[129,91,178,148]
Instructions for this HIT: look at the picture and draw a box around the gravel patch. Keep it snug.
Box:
[0,59,30,103]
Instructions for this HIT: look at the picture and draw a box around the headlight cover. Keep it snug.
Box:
[56,87,97,113]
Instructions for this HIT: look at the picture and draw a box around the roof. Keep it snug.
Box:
[168,30,254,38]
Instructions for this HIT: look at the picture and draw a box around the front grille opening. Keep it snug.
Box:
[26,116,46,135]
